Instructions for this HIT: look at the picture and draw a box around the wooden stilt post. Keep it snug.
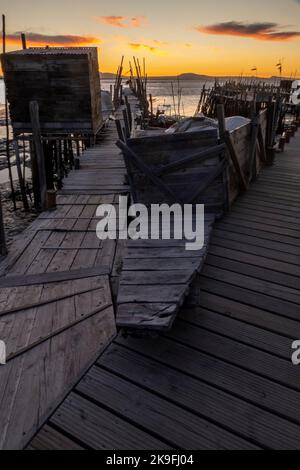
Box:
[125,96,132,131]
[29,139,40,210]
[217,104,248,196]
[21,32,27,50]
[249,100,259,181]
[13,139,29,211]
[217,103,226,141]
[0,194,7,256]
[217,104,230,212]
[2,14,17,211]
[122,108,131,139]
[22,133,26,181]
[266,99,276,165]
[29,101,47,210]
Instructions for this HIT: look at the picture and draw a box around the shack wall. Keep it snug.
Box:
[1,47,102,134]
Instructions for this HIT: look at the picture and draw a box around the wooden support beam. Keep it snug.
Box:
[217,104,226,141]
[116,140,182,204]
[122,108,131,139]
[13,139,29,212]
[124,96,132,131]
[154,144,226,177]
[29,101,47,210]
[249,115,259,181]
[216,104,230,212]
[217,102,248,192]
[224,132,248,192]
[0,266,111,288]
[115,119,125,142]
[257,124,267,163]
[21,32,27,49]
[188,160,226,204]
[29,140,40,210]
[0,194,7,256]
[2,14,17,211]
[279,136,286,152]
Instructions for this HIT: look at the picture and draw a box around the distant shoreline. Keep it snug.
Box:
[1,74,298,81]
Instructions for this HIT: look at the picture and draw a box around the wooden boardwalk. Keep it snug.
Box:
[0,120,129,449]
[29,130,300,450]
[116,215,216,332]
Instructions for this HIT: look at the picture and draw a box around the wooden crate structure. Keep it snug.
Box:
[227,109,268,205]
[119,130,227,215]
[1,47,102,135]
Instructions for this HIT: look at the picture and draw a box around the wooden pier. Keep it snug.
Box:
[26,130,300,450]
[0,54,299,447]
[0,120,129,449]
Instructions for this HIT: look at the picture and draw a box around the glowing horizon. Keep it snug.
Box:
[1,0,300,78]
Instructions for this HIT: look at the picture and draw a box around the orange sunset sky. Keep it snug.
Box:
[1,0,300,77]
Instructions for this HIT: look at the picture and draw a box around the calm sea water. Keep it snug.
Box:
[102,78,213,116]
[0,77,212,117]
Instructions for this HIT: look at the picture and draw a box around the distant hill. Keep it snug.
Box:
[100,72,117,79]
[99,72,289,81]
[177,73,210,80]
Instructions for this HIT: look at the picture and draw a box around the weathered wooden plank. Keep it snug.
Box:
[197,290,300,338]
[122,257,202,271]
[126,247,205,259]
[199,276,300,321]
[27,425,84,450]
[117,303,178,330]
[1,289,111,361]
[108,339,300,429]
[50,393,170,450]
[120,270,195,286]
[211,232,300,264]
[0,304,116,450]
[202,263,300,304]
[0,274,107,318]
[0,266,110,288]
[179,305,291,358]
[4,231,51,276]
[167,319,300,391]
[118,284,189,304]
[104,341,300,449]
[76,365,255,449]
[216,220,300,247]
[206,248,300,287]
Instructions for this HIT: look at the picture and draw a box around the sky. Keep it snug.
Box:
[1,0,300,77]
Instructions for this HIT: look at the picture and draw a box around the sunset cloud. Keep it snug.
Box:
[195,21,300,41]
[97,15,147,28]
[131,16,147,28]
[128,42,168,56]
[6,32,101,47]
[153,39,169,46]
[129,43,158,52]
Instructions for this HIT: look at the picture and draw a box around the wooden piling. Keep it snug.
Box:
[217,104,248,193]
[0,194,7,256]
[2,14,17,211]
[29,101,47,210]
[21,32,27,49]
[13,139,29,212]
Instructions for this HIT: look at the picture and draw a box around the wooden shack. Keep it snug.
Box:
[1,47,102,135]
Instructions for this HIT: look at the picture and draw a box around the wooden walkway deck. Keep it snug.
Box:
[29,130,300,450]
[0,120,129,449]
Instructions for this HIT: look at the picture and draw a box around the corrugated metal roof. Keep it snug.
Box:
[5,47,97,55]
